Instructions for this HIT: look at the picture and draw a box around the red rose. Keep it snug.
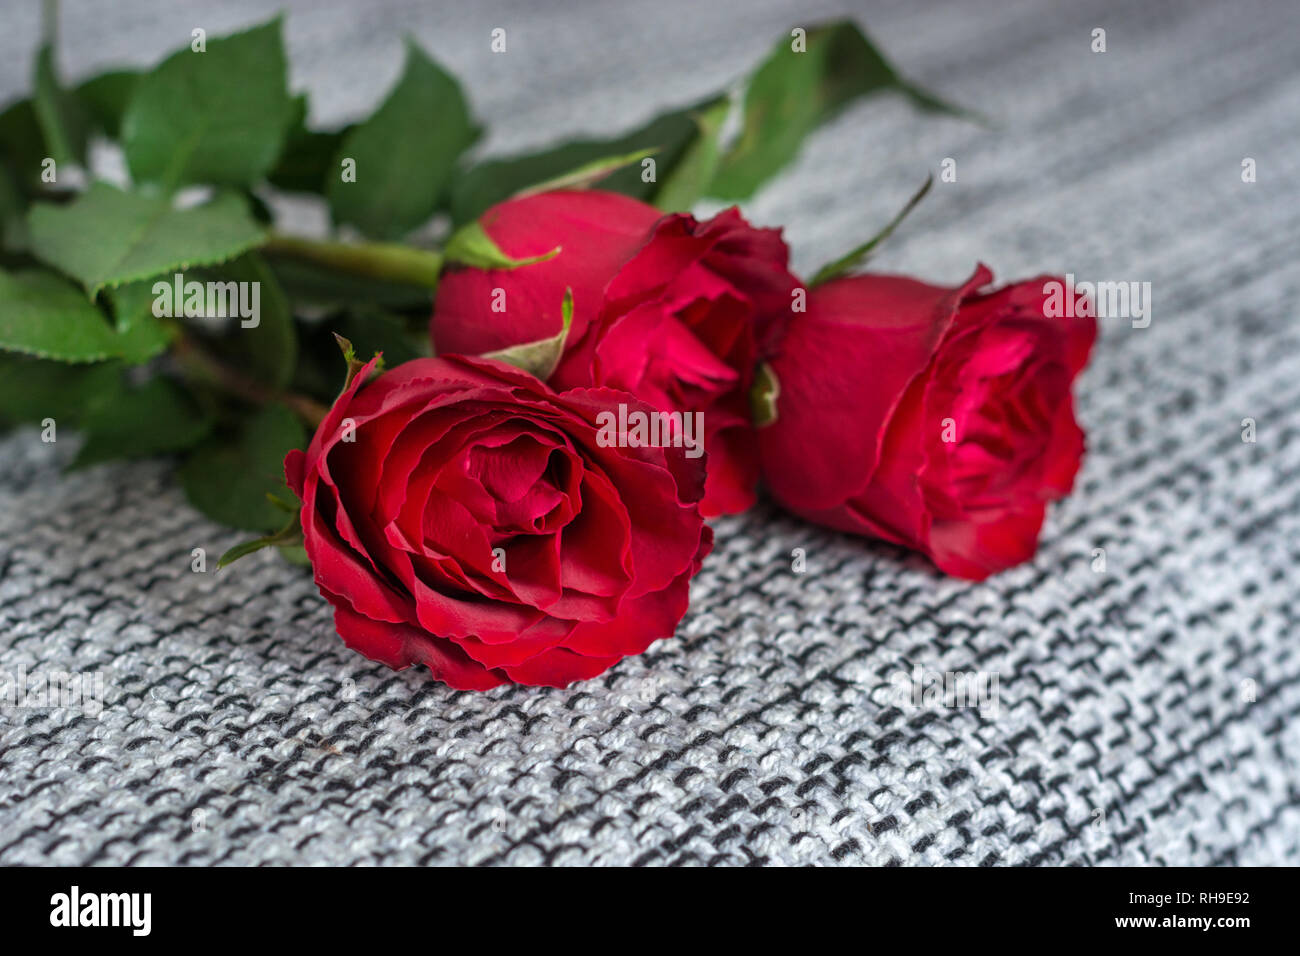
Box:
[284,354,712,689]
[431,189,800,516]
[759,265,1096,580]
[432,190,662,368]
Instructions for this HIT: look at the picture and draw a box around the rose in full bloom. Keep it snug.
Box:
[285,354,712,689]
[759,265,1096,580]
[431,189,800,516]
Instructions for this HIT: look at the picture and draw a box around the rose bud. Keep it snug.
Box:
[431,189,801,517]
[759,265,1096,580]
[284,354,712,689]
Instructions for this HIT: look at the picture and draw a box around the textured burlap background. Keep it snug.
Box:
[2,0,1298,865]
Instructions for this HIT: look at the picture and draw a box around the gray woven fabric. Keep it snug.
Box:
[3,0,1299,866]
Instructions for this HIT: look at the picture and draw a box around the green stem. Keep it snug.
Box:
[262,232,443,290]
[170,329,330,428]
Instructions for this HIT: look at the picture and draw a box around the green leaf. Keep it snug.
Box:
[189,252,297,389]
[217,511,303,568]
[512,148,658,197]
[179,402,305,531]
[709,21,968,200]
[328,39,479,239]
[33,43,88,167]
[443,219,559,270]
[74,69,139,139]
[480,287,572,380]
[71,375,212,468]
[268,94,351,194]
[0,353,121,427]
[447,97,722,225]
[0,267,172,365]
[0,267,138,361]
[651,97,730,212]
[27,182,266,297]
[121,17,293,190]
[0,98,46,194]
[103,280,173,363]
[809,175,932,286]
[749,361,780,428]
[0,165,26,247]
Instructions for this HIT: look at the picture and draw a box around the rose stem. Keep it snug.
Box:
[262,232,444,290]
[169,331,331,428]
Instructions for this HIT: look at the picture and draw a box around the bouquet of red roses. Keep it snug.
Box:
[0,14,1095,689]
